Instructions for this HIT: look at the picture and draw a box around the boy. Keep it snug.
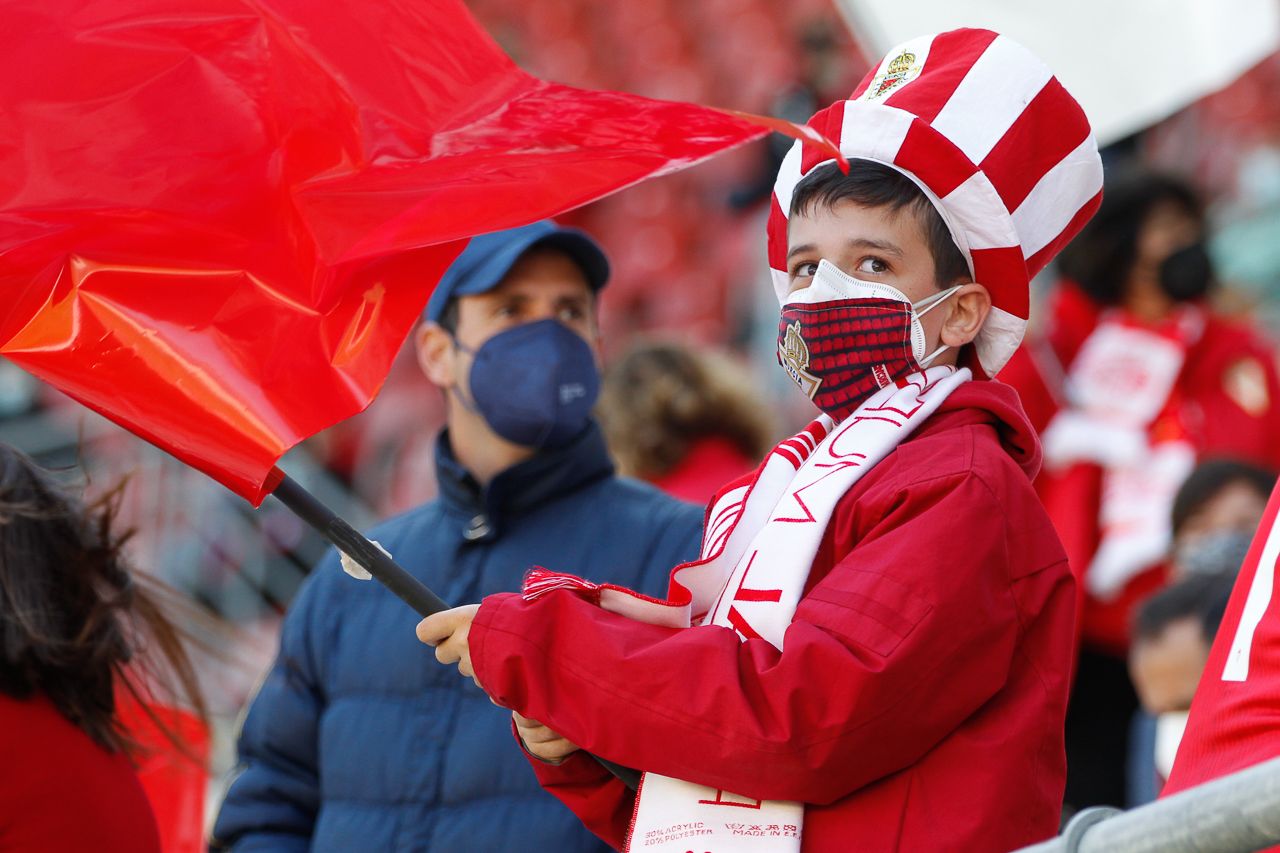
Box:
[420,29,1103,852]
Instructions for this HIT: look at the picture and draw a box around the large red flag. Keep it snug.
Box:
[1163,481,1280,795]
[0,0,836,504]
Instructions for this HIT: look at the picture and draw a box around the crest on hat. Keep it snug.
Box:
[861,49,922,101]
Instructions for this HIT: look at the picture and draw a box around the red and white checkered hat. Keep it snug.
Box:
[768,28,1103,378]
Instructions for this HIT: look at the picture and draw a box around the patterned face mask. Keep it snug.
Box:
[1174,528,1255,577]
[777,259,959,421]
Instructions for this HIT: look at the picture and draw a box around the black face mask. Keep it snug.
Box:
[1158,241,1214,302]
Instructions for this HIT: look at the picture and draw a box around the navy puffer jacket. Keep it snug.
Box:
[212,425,703,851]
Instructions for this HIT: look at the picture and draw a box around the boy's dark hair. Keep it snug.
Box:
[789,160,971,289]
[1134,572,1236,643]
[1056,169,1203,307]
[1171,458,1277,537]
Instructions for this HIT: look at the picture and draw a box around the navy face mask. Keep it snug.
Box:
[453,318,600,449]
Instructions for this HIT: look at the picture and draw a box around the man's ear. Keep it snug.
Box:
[416,322,456,387]
[939,283,993,348]
[585,295,604,366]
[588,320,604,367]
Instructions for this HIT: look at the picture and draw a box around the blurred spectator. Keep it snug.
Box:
[1170,458,1276,579]
[1002,168,1280,810]
[597,341,774,504]
[1126,572,1235,804]
[0,444,207,851]
[212,223,704,851]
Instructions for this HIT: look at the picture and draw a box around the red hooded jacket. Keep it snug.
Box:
[469,381,1077,852]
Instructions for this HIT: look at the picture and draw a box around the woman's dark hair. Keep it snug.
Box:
[1171,457,1277,537]
[1056,169,1203,306]
[0,445,206,755]
[598,342,775,481]
[790,159,972,288]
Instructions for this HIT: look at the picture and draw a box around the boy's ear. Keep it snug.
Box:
[415,322,456,388]
[939,283,993,349]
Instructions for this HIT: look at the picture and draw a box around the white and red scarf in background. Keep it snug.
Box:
[522,365,970,853]
[1041,307,1204,598]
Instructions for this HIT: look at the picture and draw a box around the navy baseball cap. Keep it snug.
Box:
[425,220,610,323]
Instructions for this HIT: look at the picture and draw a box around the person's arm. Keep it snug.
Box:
[211,567,333,851]
[495,497,703,848]
[512,715,635,851]
[468,468,1031,804]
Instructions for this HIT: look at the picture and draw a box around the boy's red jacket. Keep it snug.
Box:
[469,381,1077,852]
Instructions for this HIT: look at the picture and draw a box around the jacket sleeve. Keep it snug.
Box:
[513,722,634,851]
[504,496,702,847]
[211,564,333,850]
[471,469,1025,805]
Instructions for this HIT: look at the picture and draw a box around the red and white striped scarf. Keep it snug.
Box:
[523,365,969,852]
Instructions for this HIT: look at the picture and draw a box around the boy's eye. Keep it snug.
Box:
[792,261,819,279]
[856,257,889,274]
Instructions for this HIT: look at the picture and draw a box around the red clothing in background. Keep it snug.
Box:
[117,689,210,853]
[1006,284,1280,653]
[0,693,161,852]
[649,436,759,506]
[470,381,1077,852]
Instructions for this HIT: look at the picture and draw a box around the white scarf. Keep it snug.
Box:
[1041,313,1200,598]
[523,365,969,852]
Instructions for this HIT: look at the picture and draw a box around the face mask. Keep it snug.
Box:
[777,259,959,421]
[452,318,600,449]
[1174,528,1254,577]
[1158,241,1214,302]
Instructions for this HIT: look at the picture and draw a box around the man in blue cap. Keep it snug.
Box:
[213,222,704,851]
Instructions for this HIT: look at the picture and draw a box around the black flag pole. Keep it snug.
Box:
[269,469,641,790]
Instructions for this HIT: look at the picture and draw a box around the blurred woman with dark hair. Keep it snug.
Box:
[1000,168,1280,811]
[0,444,206,851]
[597,341,774,505]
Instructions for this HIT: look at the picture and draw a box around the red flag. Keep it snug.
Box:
[0,0,836,504]
[1163,481,1280,795]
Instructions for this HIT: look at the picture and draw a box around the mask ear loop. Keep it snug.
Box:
[913,285,964,368]
[447,332,484,415]
[913,284,963,316]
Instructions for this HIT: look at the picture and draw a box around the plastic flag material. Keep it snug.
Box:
[0,0,836,503]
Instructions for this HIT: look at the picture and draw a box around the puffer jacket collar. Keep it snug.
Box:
[435,421,615,543]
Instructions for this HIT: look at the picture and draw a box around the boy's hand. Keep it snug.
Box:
[514,711,580,764]
[416,604,481,689]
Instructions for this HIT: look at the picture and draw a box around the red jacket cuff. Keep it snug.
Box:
[472,592,518,705]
